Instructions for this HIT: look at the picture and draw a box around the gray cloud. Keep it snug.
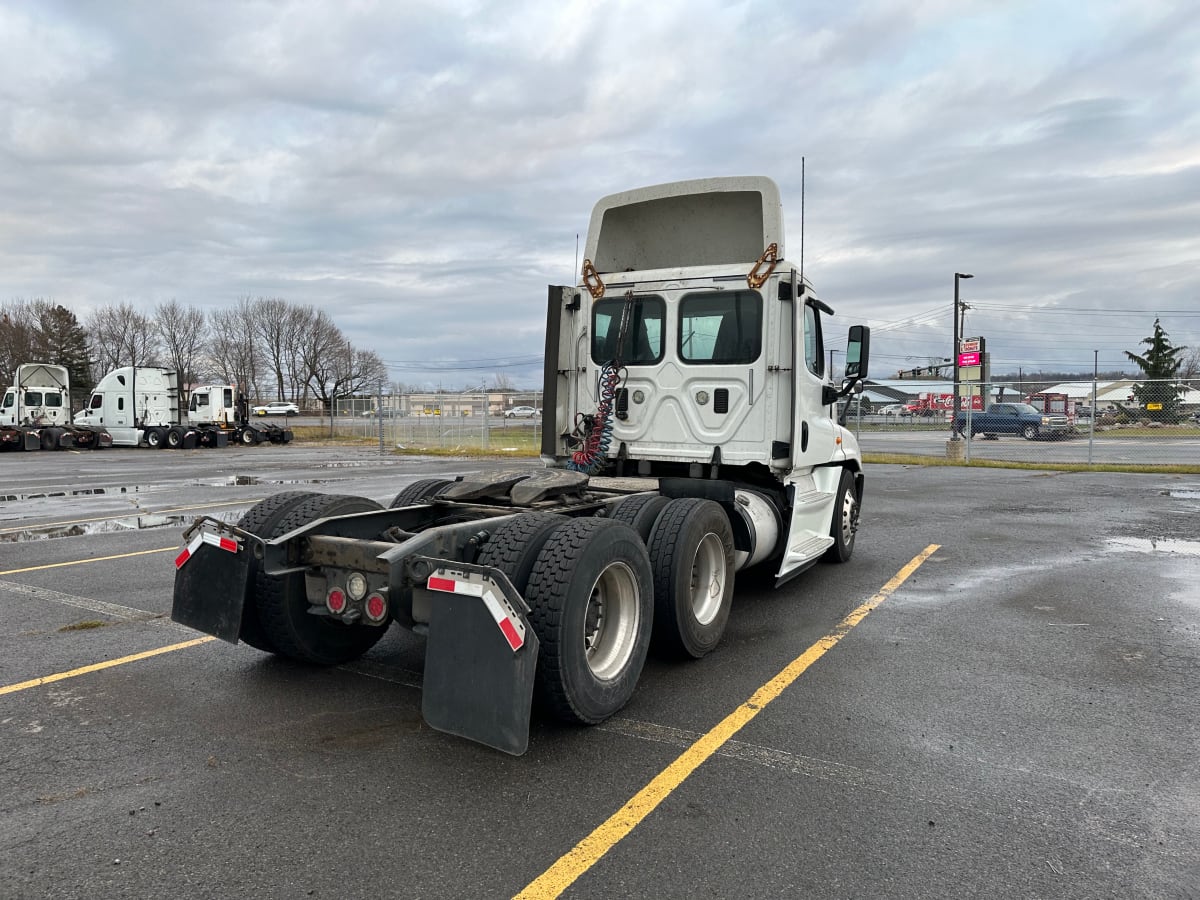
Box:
[1,0,1197,386]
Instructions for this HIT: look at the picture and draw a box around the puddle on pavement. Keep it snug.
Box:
[1105,537,1200,557]
[0,510,243,543]
[1,487,113,501]
[1166,490,1200,500]
[1,475,328,501]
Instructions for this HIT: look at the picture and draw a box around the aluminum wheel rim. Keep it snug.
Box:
[583,561,641,680]
[690,533,726,626]
[838,490,857,547]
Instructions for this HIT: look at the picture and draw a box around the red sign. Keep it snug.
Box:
[957,351,980,367]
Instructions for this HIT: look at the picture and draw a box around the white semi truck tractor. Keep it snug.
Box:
[0,363,112,450]
[75,366,293,448]
[172,176,870,754]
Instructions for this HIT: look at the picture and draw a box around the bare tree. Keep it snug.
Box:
[0,300,37,379]
[207,299,261,400]
[87,302,160,372]
[154,299,208,407]
[284,304,314,403]
[491,372,516,391]
[298,310,347,413]
[248,297,296,401]
[1180,345,1200,383]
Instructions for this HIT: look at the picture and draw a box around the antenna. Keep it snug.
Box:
[800,156,806,281]
[574,233,579,284]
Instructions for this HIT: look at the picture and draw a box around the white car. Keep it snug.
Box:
[879,404,911,417]
[504,406,539,419]
[252,400,300,417]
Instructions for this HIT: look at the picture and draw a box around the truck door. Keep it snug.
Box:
[774,294,840,583]
[790,298,837,469]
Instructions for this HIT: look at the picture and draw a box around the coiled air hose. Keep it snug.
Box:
[567,290,635,474]
[566,361,621,473]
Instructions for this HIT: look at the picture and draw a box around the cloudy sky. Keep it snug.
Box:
[2,0,1197,389]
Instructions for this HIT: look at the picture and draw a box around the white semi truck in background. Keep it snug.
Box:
[1,363,112,450]
[172,176,870,755]
[74,366,294,448]
[2,363,294,450]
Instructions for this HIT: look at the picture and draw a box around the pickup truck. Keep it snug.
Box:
[953,403,1072,440]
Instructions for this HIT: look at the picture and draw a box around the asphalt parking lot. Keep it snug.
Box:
[2,447,1198,899]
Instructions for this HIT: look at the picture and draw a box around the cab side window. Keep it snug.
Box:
[803,303,824,377]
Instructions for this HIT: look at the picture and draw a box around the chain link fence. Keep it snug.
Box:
[314,391,544,454]
[305,382,1200,467]
[848,379,1200,467]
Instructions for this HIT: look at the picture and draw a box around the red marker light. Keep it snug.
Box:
[326,588,347,614]
[365,593,388,622]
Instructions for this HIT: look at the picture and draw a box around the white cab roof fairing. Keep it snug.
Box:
[15,363,70,390]
[583,176,784,275]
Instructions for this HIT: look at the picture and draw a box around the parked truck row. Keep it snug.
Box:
[172,176,872,755]
[1,363,293,451]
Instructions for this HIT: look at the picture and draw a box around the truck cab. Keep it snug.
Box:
[543,176,869,582]
[1,364,72,427]
[74,366,178,446]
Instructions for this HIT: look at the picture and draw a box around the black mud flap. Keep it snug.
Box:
[171,529,253,644]
[420,565,539,756]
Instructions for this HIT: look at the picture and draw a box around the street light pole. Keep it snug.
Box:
[951,272,973,439]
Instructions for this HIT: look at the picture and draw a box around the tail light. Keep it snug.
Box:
[326,587,347,615]
[364,592,388,623]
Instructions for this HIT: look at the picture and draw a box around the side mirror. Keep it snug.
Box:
[844,325,870,379]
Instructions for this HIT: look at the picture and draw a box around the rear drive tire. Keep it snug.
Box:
[255,493,387,665]
[606,494,670,542]
[647,498,735,659]
[235,491,325,652]
[823,469,859,564]
[145,428,164,449]
[523,518,652,725]
[476,513,569,594]
[388,478,453,509]
[241,428,258,445]
[166,427,183,449]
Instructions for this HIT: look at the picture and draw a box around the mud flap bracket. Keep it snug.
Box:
[417,559,539,756]
[171,520,254,644]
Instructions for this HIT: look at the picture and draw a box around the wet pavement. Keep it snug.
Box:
[1,448,1198,899]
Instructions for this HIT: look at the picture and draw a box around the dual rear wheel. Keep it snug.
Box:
[237,492,387,665]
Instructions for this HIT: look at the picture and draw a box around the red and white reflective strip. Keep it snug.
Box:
[426,573,525,652]
[175,531,240,569]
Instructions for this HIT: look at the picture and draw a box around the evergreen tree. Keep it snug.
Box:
[31,302,93,408]
[1124,318,1186,422]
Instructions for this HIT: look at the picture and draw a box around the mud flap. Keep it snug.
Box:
[171,531,252,644]
[419,565,539,756]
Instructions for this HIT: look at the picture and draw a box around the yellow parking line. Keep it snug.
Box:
[0,636,214,696]
[515,544,941,900]
[0,546,177,576]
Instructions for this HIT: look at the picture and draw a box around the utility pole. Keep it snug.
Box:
[951,272,973,440]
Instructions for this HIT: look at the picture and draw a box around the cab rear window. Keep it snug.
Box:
[679,291,762,364]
